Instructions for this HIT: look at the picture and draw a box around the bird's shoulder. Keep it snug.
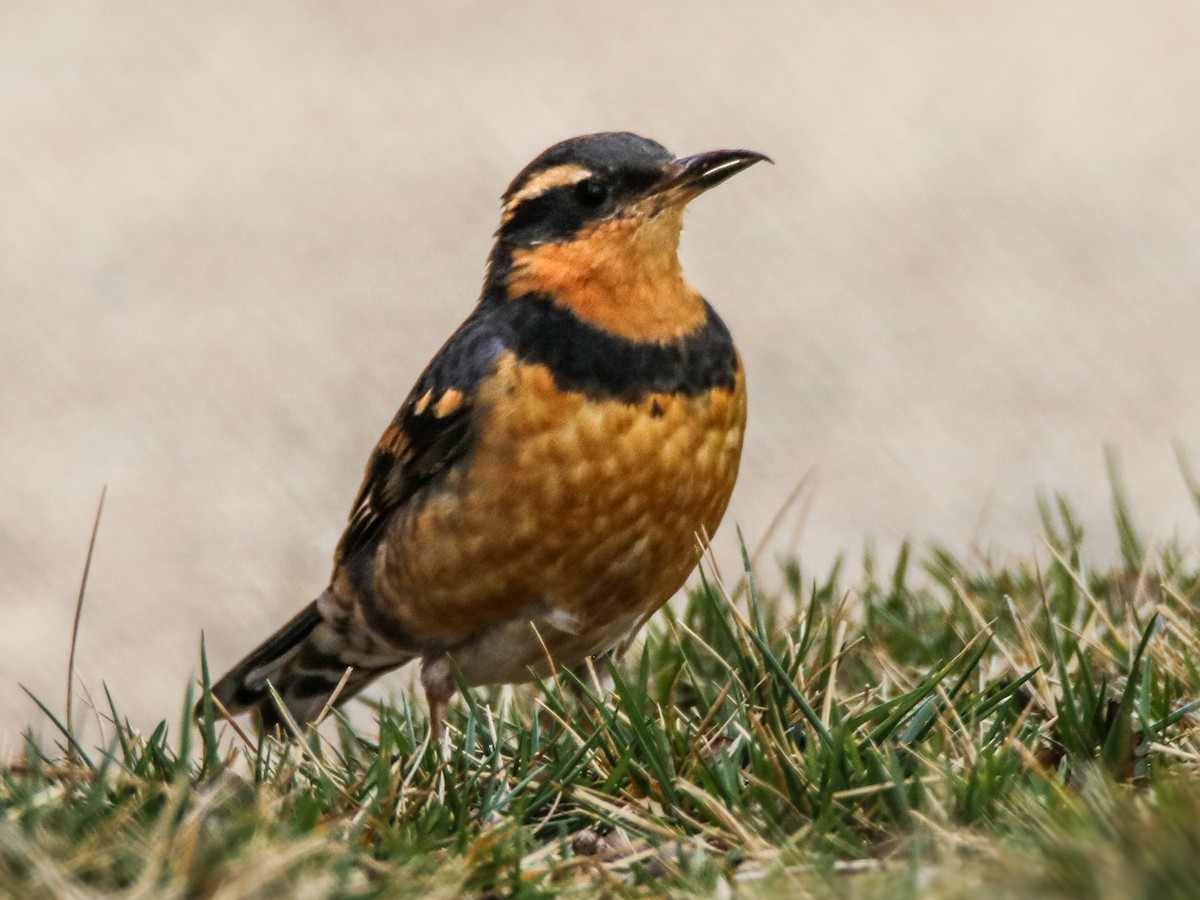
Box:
[334,308,512,567]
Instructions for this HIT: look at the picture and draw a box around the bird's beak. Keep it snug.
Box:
[651,148,772,206]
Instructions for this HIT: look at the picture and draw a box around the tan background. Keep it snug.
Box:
[5,2,1200,751]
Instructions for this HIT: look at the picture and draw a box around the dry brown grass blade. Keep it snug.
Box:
[203,688,257,753]
[751,469,815,572]
[66,485,106,761]
[312,666,356,729]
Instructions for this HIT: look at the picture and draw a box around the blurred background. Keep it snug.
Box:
[5,2,1200,751]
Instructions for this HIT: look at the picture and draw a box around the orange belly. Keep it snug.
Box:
[377,351,746,672]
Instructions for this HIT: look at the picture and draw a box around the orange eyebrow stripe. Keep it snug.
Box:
[502,164,591,222]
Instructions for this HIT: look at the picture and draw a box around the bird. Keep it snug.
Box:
[204,132,769,740]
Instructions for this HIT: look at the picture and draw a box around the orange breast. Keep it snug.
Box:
[377,351,747,650]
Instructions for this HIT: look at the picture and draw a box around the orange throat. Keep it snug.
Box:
[505,208,708,342]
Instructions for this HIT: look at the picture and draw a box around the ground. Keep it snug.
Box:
[4,482,1200,897]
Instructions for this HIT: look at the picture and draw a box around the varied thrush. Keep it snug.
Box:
[206,132,769,738]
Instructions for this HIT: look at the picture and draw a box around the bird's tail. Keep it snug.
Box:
[202,599,409,734]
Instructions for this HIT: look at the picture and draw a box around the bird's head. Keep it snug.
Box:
[488,132,769,341]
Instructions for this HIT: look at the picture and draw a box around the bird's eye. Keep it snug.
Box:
[574,178,608,208]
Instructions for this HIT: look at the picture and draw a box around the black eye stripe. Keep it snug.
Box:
[499,182,594,243]
[620,169,660,194]
[574,179,608,207]
[499,165,662,245]
[501,191,558,234]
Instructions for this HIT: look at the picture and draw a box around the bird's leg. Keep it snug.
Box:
[420,655,456,754]
[569,651,616,709]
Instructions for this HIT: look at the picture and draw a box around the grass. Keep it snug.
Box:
[4,475,1200,897]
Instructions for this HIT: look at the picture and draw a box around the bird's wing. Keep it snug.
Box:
[334,313,508,567]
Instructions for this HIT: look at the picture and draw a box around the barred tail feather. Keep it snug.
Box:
[201,598,409,734]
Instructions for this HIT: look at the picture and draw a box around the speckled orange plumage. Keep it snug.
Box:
[374,357,746,670]
[205,132,768,738]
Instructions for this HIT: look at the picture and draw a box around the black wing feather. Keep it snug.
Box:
[334,312,509,565]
